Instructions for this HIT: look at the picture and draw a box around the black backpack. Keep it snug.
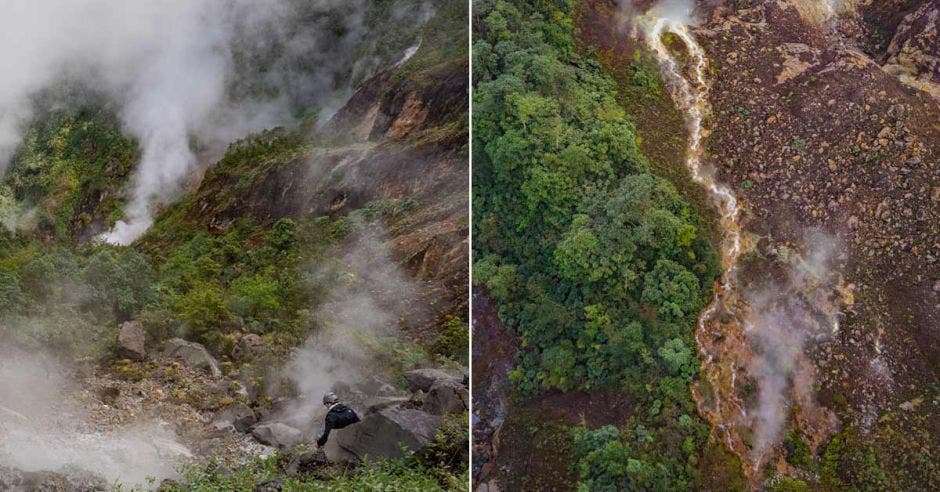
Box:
[329,404,361,429]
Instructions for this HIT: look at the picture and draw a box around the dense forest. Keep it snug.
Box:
[472,0,723,488]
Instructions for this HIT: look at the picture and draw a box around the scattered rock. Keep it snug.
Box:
[163,338,221,377]
[213,403,257,432]
[425,378,469,415]
[337,405,441,460]
[117,321,147,361]
[252,422,304,448]
[0,466,108,491]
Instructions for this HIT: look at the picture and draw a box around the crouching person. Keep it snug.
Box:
[315,392,360,449]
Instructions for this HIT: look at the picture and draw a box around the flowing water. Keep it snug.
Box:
[636,9,758,477]
[635,5,849,481]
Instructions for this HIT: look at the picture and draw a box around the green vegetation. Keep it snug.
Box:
[783,431,811,468]
[819,421,939,490]
[1,106,136,239]
[164,454,467,492]
[473,0,719,489]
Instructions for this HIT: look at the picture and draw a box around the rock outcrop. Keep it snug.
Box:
[403,368,462,393]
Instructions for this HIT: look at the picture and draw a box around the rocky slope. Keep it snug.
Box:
[698,0,937,487]
[571,0,938,488]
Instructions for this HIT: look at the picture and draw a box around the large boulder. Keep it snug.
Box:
[163,338,221,377]
[402,368,462,392]
[213,403,257,432]
[425,378,469,415]
[251,422,304,448]
[117,321,147,361]
[336,406,441,460]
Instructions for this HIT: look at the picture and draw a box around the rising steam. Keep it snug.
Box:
[743,233,847,461]
[0,347,191,487]
[278,227,430,432]
[0,0,418,245]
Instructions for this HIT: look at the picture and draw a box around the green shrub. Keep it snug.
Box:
[228,272,282,323]
[432,315,469,364]
[175,281,232,344]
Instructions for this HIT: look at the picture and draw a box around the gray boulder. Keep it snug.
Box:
[163,338,221,377]
[251,422,304,448]
[336,406,441,460]
[117,321,147,361]
[402,368,461,392]
[213,403,257,432]
[425,378,469,415]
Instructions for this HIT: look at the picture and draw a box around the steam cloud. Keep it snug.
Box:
[0,0,423,244]
[620,0,700,27]
[0,347,191,487]
[743,233,846,460]
[279,228,430,433]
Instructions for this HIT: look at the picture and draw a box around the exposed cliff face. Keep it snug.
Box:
[177,54,469,337]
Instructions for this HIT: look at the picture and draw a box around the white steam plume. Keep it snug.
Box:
[744,233,846,463]
[0,347,191,488]
[277,228,430,431]
[0,0,415,245]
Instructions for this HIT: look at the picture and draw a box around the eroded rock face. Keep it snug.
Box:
[336,406,441,460]
[251,422,304,448]
[162,338,221,378]
[117,321,147,361]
